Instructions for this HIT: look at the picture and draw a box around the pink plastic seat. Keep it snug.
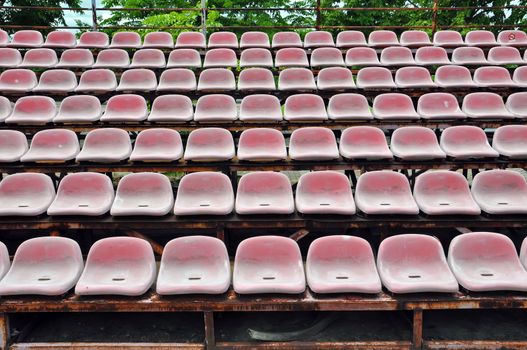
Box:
[434,65,476,87]
[18,48,57,68]
[194,94,237,122]
[395,66,435,88]
[373,93,419,120]
[390,127,446,160]
[100,94,148,122]
[238,68,276,91]
[284,94,328,121]
[415,46,450,65]
[345,47,381,66]
[336,31,368,48]
[167,49,201,68]
[492,125,527,158]
[328,93,372,120]
[433,30,465,47]
[110,173,174,216]
[157,68,197,92]
[47,172,114,216]
[498,30,527,46]
[129,49,166,68]
[378,234,458,293]
[54,95,102,123]
[417,93,466,120]
[0,130,28,162]
[295,171,355,215]
[465,30,496,47]
[462,92,513,119]
[203,48,237,68]
[183,128,235,162]
[316,67,355,90]
[0,237,83,296]
[304,31,335,48]
[8,30,43,48]
[75,69,117,92]
[109,31,141,48]
[440,126,499,159]
[272,32,303,48]
[116,68,157,91]
[450,232,527,292]
[78,32,109,48]
[306,236,381,293]
[21,129,79,163]
[175,32,206,49]
[157,236,230,295]
[0,96,13,122]
[506,92,527,118]
[239,95,282,122]
[0,48,22,67]
[93,49,130,68]
[275,48,309,67]
[43,31,76,48]
[233,236,305,294]
[0,173,55,216]
[487,46,523,65]
[310,47,344,67]
[380,46,415,66]
[174,172,234,215]
[473,66,516,87]
[0,30,8,47]
[400,30,431,47]
[76,128,132,162]
[355,67,396,88]
[75,237,156,296]
[147,94,193,122]
[414,171,480,215]
[130,128,183,162]
[240,48,273,68]
[339,126,392,160]
[6,96,56,125]
[472,170,527,214]
[33,69,78,93]
[235,172,294,215]
[56,49,94,68]
[208,32,238,49]
[451,47,487,65]
[278,68,316,90]
[237,128,287,161]
[368,30,399,47]
[197,68,236,91]
[289,127,339,161]
[240,31,270,48]
[513,66,527,87]
[143,32,174,48]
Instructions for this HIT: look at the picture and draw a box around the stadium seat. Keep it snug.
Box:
[440,125,499,159]
[129,49,166,68]
[390,126,446,160]
[377,234,458,293]
[327,93,372,120]
[8,30,43,48]
[413,171,480,215]
[433,30,465,47]
[0,130,28,162]
[275,48,309,67]
[0,173,55,216]
[306,236,381,293]
[394,66,436,88]
[372,93,419,119]
[47,172,114,216]
[43,30,76,48]
[414,46,451,65]
[472,170,527,214]
[143,31,174,48]
[336,30,368,48]
[345,47,381,66]
[434,65,476,87]
[465,30,497,47]
[147,94,193,122]
[310,47,345,67]
[92,49,130,68]
[203,48,237,68]
[235,172,294,215]
[284,94,328,121]
[237,128,287,161]
[6,96,56,124]
[355,67,396,88]
[100,94,148,122]
[295,171,355,214]
[239,94,283,122]
[175,32,206,49]
[183,128,235,162]
[21,129,79,163]
[304,31,335,48]
[157,68,197,92]
[240,48,273,67]
[173,172,234,215]
[492,125,527,158]
[379,46,415,65]
[316,67,355,90]
[233,236,305,294]
[355,171,419,215]
[33,69,78,93]
[110,173,174,216]
[449,232,527,292]
[75,69,118,93]
[157,236,231,295]
[339,126,392,160]
[272,32,303,48]
[0,48,22,67]
[417,92,466,119]
[197,68,236,91]
[166,49,201,68]
[513,66,527,87]
[56,49,94,68]
[497,30,527,46]
[289,127,339,161]
[278,68,316,90]
[368,30,399,47]
[130,128,184,162]
[54,95,102,123]
[487,46,523,65]
[18,48,58,68]
[0,96,12,122]
[116,68,157,91]
[0,29,8,46]
[400,30,432,47]
[194,94,237,122]
[240,31,270,48]
[77,31,109,48]
[75,237,156,296]
[109,31,141,48]
[462,92,513,119]
[505,92,527,118]
[0,237,83,296]
[237,68,276,91]
[208,31,238,48]
[451,47,488,65]
[76,128,132,162]
[473,66,516,87]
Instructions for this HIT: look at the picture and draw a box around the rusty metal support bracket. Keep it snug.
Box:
[412,309,423,350]
[455,227,472,234]
[289,229,309,242]
[204,311,215,350]
[0,313,10,350]
[126,230,164,256]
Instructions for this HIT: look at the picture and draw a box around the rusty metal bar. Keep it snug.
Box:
[10,343,205,349]
[204,312,215,350]
[0,313,9,350]
[91,0,98,31]
[431,0,439,34]
[412,309,423,350]
[215,341,413,349]
[423,340,527,349]
[316,0,322,31]
[125,230,164,256]
[289,229,310,242]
